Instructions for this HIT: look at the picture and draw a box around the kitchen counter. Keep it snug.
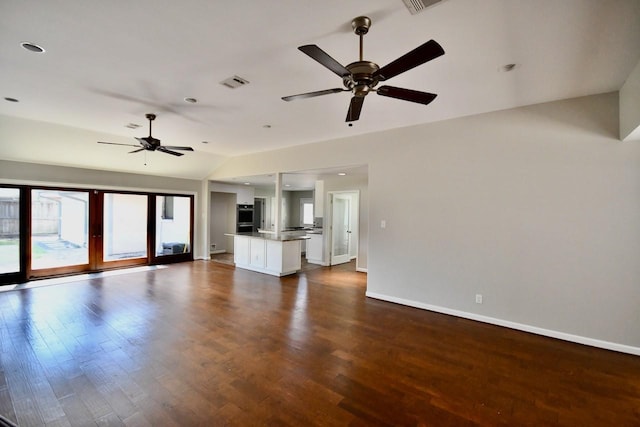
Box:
[225,232,309,241]
[225,233,305,276]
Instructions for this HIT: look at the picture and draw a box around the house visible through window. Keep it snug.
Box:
[162,196,174,220]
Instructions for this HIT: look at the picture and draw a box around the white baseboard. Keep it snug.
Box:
[210,249,226,255]
[356,267,368,273]
[365,291,640,356]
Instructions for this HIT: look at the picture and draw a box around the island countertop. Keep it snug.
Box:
[224,232,310,242]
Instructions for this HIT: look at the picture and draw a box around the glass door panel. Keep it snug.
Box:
[102,193,148,262]
[331,194,351,265]
[155,195,191,256]
[31,189,89,270]
[0,188,20,275]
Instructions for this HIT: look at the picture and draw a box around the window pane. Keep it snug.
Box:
[31,189,89,269]
[156,196,191,256]
[103,193,148,261]
[300,198,314,226]
[0,188,20,274]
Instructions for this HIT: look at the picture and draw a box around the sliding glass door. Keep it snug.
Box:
[98,192,149,268]
[30,188,90,277]
[155,195,191,257]
[0,187,25,284]
[0,185,193,284]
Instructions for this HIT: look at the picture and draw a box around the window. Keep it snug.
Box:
[300,198,314,227]
[0,187,20,275]
[156,195,191,256]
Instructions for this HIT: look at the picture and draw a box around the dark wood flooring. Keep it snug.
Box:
[0,260,639,426]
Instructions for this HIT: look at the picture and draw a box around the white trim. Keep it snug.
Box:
[210,249,226,255]
[356,267,368,273]
[365,291,640,356]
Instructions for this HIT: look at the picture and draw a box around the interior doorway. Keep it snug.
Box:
[328,191,359,267]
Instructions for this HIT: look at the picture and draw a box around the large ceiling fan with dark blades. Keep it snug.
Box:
[98,113,194,156]
[282,16,444,122]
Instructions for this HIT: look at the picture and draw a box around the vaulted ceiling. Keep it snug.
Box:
[1,0,639,179]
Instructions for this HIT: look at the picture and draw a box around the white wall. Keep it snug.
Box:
[209,92,640,353]
[209,192,236,253]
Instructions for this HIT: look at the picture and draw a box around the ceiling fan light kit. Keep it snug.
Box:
[282,15,445,122]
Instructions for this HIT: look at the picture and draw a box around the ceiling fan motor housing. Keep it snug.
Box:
[343,61,380,96]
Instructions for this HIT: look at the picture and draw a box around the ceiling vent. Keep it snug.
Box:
[220,75,250,89]
[402,0,445,14]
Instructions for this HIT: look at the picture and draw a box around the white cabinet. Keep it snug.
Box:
[234,235,250,266]
[236,187,255,205]
[233,235,303,276]
[266,240,301,274]
[250,238,266,268]
[306,233,325,265]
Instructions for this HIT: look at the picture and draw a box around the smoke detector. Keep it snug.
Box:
[402,0,446,15]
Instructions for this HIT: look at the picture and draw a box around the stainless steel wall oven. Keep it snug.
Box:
[237,204,254,233]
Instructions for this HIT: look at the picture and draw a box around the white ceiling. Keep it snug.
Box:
[1,0,639,180]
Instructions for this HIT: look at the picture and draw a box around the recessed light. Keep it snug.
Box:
[263,124,272,129]
[201,141,209,144]
[338,172,347,176]
[4,97,19,103]
[125,123,141,129]
[243,182,251,186]
[20,42,45,53]
[285,184,291,187]
[184,97,197,103]
[500,63,518,72]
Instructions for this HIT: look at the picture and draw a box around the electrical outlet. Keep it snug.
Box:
[380,220,386,229]
[210,243,216,250]
[475,294,483,304]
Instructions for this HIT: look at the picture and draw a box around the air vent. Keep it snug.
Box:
[402,0,445,14]
[220,75,250,89]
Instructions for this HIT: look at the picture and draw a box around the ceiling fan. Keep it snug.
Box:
[282,16,445,122]
[98,113,194,156]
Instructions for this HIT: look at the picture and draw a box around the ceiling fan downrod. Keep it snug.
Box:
[145,113,156,137]
[352,16,371,62]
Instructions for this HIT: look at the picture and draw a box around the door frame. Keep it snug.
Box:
[0,185,28,285]
[327,190,359,267]
[0,184,194,284]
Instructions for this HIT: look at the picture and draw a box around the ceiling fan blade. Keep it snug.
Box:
[346,96,365,122]
[157,147,184,156]
[298,45,351,77]
[129,148,145,154]
[373,40,445,81]
[377,86,437,105]
[282,88,346,102]
[162,146,194,151]
[97,141,139,147]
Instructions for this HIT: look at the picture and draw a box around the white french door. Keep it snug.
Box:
[330,193,352,265]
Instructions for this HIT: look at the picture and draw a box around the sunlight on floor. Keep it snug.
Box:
[0,265,168,293]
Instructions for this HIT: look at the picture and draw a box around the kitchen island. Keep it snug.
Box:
[224,232,309,276]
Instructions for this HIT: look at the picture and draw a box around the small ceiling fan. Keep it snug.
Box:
[282,16,445,122]
[98,113,194,156]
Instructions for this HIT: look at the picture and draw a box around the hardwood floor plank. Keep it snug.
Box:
[1,260,639,426]
[59,393,96,427]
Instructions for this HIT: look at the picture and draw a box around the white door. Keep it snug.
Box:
[331,193,352,265]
